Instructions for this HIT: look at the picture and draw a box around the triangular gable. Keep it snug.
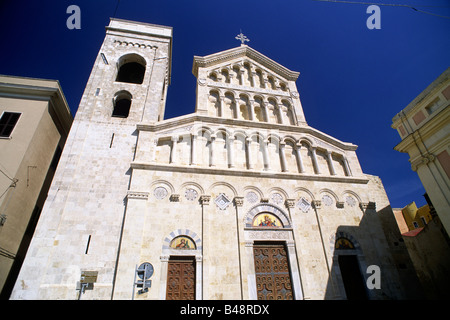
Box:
[192,45,300,81]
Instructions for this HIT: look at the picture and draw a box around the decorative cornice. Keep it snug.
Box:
[192,45,300,81]
[137,114,358,152]
[131,162,369,184]
[127,191,149,200]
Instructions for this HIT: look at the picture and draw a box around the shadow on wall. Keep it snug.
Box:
[323,205,425,300]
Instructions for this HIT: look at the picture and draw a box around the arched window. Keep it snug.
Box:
[116,54,146,84]
[252,213,283,228]
[112,91,132,118]
[335,237,355,250]
[170,236,196,250]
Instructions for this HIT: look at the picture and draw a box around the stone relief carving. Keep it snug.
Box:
[185,188,198,201]
[296,197,311,213]
[345,196,356,207]
[247,230,290,240]
[271,193,283,205]
[215,193,232,210]
[322,195,333,206]
[246,191,258,204]
[154,186,168,200]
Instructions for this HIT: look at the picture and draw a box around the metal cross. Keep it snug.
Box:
[235,31,250,45]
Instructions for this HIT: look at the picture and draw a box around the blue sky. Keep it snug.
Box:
[0,0,449,208]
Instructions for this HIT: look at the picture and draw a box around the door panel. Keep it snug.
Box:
[253,242,293,300]
[166,257,195,300]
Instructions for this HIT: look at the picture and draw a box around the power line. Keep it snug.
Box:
[311,0,450,19]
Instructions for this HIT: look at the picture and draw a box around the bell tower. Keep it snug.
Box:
[77,18,172,123]
[11,19,172,300]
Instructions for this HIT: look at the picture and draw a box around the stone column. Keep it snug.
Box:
[209,134,216,167]
[343,156,352,176]
[311,147,320,174]
[326,151,336,175]
[262,102,270,122]
[246,137,253,170]
[218,95,224,118]
[170,136,178,164]
[280,142,288,172]
[277,105,285,125]
[190,134,197,165]
[228,136,235,168]
[262,139,270,171]
[295,144,305,173]
[261,71,268,89]
[248,100,255,121]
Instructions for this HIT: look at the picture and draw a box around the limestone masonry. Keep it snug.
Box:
[11,18,421,300]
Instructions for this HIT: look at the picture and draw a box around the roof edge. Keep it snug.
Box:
[193,45,300,81]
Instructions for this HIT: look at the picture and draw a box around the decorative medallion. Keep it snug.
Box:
[185,188,198,201]
[271,193,283,205]
[215,193,231,210]
[322,195,333,206]
[345,196,356,207]
[246,191,258,204]
[154,187,168,200]
[296,197,311,213]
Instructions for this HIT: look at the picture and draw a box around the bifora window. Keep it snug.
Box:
[0,112,21,138]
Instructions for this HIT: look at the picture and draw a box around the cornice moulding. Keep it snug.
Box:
[192,45,300,81]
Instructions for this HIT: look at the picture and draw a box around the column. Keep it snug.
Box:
[286,240,304,300]
[295,144,305,173]
[218,95,225,118]
[246,137,253,170]
[261,71,268,89]
[170,136,178,164]
[262,102,270,122]
[343,156,352,176]
[277,105,285,124]
[311,147,320,174]
[190,134,197,165]
[227,136,235,168]
[209,135,216,167]
[280,142,288,172]
[326,151,336,175]
[262,139,270,171]
[238,69,244,86]
[248,100,255,121]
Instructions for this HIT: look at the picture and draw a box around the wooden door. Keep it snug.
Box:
[166,256,195,300]
[253,242,293,300]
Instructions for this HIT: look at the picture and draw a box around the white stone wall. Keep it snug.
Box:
[11,19,172,300]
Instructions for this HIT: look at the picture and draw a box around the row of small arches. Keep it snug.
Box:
[208,61,288,92]
[208,89,296,125]
[155,127,352,176]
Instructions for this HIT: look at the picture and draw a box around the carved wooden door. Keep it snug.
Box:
[166,257,196,300]
[253,242,293,300]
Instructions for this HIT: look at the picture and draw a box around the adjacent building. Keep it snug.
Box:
[392,67,450,234]
[0,75,72,298]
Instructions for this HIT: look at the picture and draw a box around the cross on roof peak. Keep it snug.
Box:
[235,31,250,45]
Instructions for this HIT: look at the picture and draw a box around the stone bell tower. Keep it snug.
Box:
[11,19,172,299]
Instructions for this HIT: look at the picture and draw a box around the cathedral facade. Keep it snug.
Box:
[11,19,419,300]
